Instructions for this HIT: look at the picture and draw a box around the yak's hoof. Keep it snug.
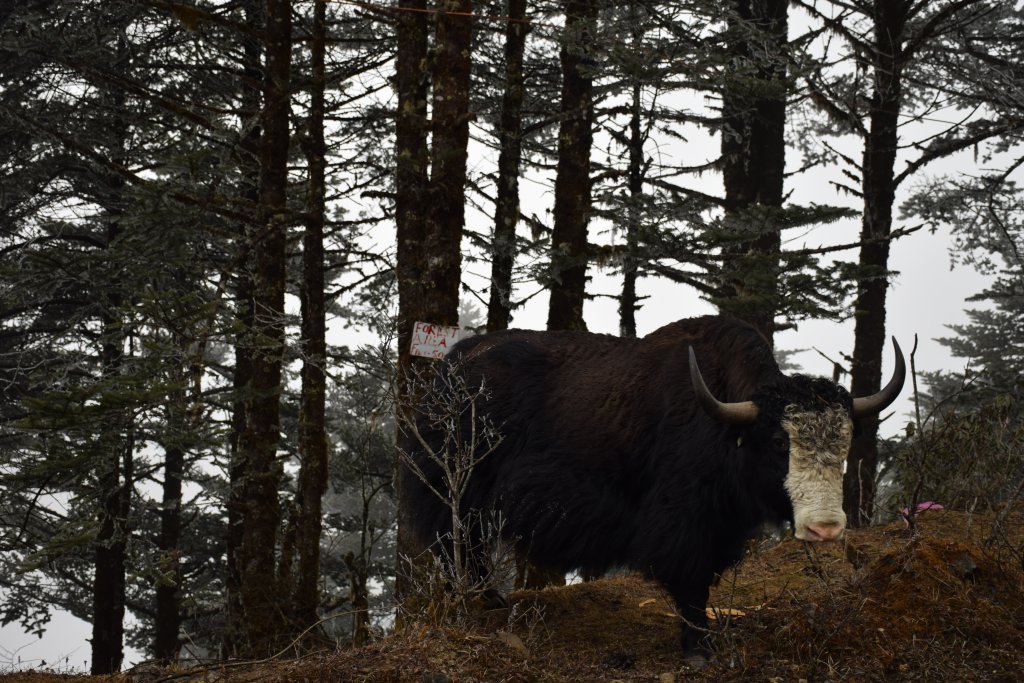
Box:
[683,649,711,670]
[681,636,712,670]
[480,588,508,610]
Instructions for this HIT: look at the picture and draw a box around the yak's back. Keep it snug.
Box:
[431,318,765,465]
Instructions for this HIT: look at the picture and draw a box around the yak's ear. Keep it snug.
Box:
[688,346,759,424]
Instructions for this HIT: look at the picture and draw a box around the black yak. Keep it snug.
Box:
[400,315,905,660]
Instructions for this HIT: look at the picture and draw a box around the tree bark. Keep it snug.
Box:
[618,1,647,339]
[91,226,132,675]
[393,0,431,601]
[845,0,905,528]
[344,551,370,646]
[154,328,203,661]
[620,79,643,339]
[718,0,788,345]
[394,0,430,371]
[225,273,253,658]
[394,0,474,600]
[547,0,598,332]
[91,419,132,675]
[486,0,530,332]
[224,0,263,657]
[91,31,132,672]
[292,0,329,635]
[235,0,291,656]
[154,382,185,661]
[424,0,472,327]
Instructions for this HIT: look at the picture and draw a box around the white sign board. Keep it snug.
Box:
[410,321,460,360]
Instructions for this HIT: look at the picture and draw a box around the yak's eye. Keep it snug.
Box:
[772,434,789,452]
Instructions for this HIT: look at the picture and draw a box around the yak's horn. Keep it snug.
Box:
[852,337,907,417]
[688,347,759,424]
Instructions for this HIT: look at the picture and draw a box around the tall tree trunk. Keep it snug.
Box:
[424,0,472,327]
[620,75,643,339]
[619,1,647,339]
[394,0,430,375]
[91,218,132,674]
[224,0,263,656]
[845,0,905,527]
[236,0,291,656]
[393,0,430,601]
[547,0,598,332]
[415,0,475,570]
[91,418,132,675]
[718,0,788,345]
[154,381,185,660]
[394,0,474,600]
[344,551,370,646]
[154,331,203,661]
[292,0,329,635]
[91,31,132,672]
[486,0,530,332]
[225,275,253,658]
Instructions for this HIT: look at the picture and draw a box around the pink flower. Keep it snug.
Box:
[901,501,944,524]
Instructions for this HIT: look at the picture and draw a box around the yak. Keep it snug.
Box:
[400,315,905,661]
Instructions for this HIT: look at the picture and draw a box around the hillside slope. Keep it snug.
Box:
[8,508,1023,683]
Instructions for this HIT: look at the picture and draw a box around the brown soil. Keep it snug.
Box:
[8,507,1023,683]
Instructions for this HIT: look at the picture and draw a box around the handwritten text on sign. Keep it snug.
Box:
[410,321,460,360]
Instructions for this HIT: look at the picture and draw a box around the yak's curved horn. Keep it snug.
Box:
[688,347,759,424]
[852,337,906,417]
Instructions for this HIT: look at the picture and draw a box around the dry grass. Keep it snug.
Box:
[8,506,1023,683]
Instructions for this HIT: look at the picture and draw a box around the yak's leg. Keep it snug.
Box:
[462,548,507,609]
[457,513,508,610]
[666,580,712,666]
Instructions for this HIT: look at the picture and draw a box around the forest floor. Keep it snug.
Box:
[5,507,1023,683]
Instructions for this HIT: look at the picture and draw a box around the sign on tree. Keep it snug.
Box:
[411,321,460,360]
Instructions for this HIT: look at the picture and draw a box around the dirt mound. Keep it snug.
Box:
[732,536,1024,681]
[10,508,1024,683]
[701,509,1024,682]
[315,508,1024,683]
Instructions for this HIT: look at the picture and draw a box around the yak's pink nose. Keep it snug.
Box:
[804,522,845,542]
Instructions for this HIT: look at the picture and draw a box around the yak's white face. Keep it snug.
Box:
[781,405,851,541]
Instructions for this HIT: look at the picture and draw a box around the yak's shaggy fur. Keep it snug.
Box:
[401,315,859,656]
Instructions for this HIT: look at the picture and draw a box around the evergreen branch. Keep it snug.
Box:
[645,178,725,208]
[791,0,872,55]
[643,262,718,296]
[786,225,922,259]
[895,119,1022,188]
[903,0,989,61]
[986,155,1024,271]
[824,140,862,173]
[140,0,261,39]
[805,76,866,135]
[63,60,218,131]
[829,179,863,199]
[0,104,256,226]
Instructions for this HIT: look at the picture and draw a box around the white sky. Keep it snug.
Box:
[0,611,96,673]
